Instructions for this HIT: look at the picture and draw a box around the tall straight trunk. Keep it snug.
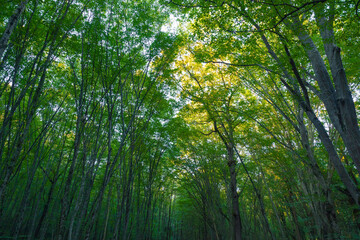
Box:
[57,89,85,240]
[234,146,275,240]
[68,166,88,240]
[135,170,143,239]
[252,19,360,205]
[102,184,113,240]
[71,116,106,240]
[122,157,135,240]
[58,31,91,238]
[32,130,66,239]
[290,12,360,178]
[212,117,243,240]
[34,174,57,239]
[297,109,339,237]
[227,145,242,240]
[112,183,123,240]
[314,5,360,175]
[256,158,286,239]
[0,44,52,199]
[166,195,173,240]
[14,135,47,238]
[0,0,28,60]
[236,5,360,206]
[0,48,53,202]
[301,102,360,205]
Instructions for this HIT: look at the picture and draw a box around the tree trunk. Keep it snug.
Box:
[0,0,28,60]
[293,14,360,177]
[314,5,360,176]
[297,109,339,238]
[227,145,242,240]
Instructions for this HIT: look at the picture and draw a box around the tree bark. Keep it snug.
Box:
[0,0,28,61]
[292,14,360,177]
[227,145,242,240]
[315,5,360,176]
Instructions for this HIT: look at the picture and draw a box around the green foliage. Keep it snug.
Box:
[1,0,360,239]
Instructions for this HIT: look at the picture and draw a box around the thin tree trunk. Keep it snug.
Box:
[102,184,113,240]
[14,135,46,238]
[257,158,286,239]
[227,145,242,240]
[297,108,339,238]
[0,0,28,60]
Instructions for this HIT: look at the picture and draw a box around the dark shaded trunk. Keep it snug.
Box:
[227,145,242,240]
[0,0,28,60]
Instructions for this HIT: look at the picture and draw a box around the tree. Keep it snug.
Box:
[1,0,360,239]
[169,0,360,206]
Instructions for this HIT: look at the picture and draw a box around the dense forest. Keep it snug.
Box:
[0,0,360,239]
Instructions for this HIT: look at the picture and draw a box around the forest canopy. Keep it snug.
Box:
[0,0,360,239]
